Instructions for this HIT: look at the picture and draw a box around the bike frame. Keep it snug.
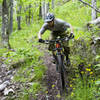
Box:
[53,41,65,65]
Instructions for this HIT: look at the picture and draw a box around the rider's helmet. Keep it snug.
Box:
[45,13,55,22]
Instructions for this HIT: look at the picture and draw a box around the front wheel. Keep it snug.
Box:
[56,55,65,94]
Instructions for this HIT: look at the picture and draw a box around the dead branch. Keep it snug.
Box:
[79,0,100,13]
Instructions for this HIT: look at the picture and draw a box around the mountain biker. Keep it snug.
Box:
[38,12,74,64]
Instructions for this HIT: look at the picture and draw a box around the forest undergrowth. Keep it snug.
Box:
[0,0,100,100]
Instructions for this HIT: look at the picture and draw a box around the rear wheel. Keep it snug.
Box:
[56,55,65,94]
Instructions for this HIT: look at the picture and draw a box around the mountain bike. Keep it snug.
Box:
[41,35,73,94]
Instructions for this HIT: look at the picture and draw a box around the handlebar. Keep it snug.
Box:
[42,36,73,44]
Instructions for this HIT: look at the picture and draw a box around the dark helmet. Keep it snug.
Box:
[45,13,55,22]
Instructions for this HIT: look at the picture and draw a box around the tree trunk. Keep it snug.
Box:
[91,0,97,20]
[17,5,21,30]
[28,4,31,25]
[31,6,34,23]
[31,13,33,23]
[25,15,28,25]
[42,0,45,20]
[2,0,11,49]
[41,0,49,20]
[13,0,17,21]
[25,6,28,25]
[39,0,42,19]
[52,0,54,9]
[9,0,13,34]
[45,2,49,15]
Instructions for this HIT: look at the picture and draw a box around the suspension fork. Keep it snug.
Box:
[56,51,65,67]
[58,50,66,69]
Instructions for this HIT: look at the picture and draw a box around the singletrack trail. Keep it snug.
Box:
[37,47,66,100]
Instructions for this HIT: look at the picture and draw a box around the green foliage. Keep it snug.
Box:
[0,20,46,99]
[95,55,100,60]
[0,48,8,57]
[30,82,41,94]
[95,81,100,85]
[55,1,91,26]
[2,47,41,65]
[33,65,47,80]
[1,0,100,99]
[70,78,96,100]
[17,82,41,100]
[0,0,2,3]
[66,63,97,100]
[17,0,37,5]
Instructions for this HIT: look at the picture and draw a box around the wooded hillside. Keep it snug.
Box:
[0,0,100,100]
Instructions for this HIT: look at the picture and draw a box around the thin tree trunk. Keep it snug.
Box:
[28,4,31,25]
[91,0,97,20]
[42,0,45,20]
[45,2,49,15]
[39,0,42,19]
[9,0,13,34]
[25,6,28,25]
[41,1,49,20]
[52,0,54,9]
[25,15,28,25]
[17,5,21,30]
[13,0,17,21]
[31,12,33,22]
[2,0,11,49]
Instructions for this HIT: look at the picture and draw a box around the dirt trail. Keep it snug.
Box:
[38,50,66,100]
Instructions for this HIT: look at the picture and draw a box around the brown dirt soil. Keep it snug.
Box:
[37,49,67,100]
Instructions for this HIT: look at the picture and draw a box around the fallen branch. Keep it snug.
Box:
[87,17,100,28]
[0,81,10,92]
[79,0,100,13]
[89,17,100,25]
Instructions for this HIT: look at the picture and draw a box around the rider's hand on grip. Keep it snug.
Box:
[65,37,69,41]
[38,39,45,43]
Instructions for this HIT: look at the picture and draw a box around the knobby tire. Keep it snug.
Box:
[57,55,65,94]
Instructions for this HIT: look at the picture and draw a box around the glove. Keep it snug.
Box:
[70,33,74,39]
[65,37,69,41]
[38,39,45,43]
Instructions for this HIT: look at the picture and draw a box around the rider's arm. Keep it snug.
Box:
[69,24,74,34]
[38,23,48,39]
[69,24,75,38]
[64,22,74,33]
[38,27,45,39]
[65,22,74,38]
[38,32,42,39]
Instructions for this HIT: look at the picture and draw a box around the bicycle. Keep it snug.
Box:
[40,35,73,94]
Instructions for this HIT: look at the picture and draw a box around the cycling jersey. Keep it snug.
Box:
[39,18,70,34]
